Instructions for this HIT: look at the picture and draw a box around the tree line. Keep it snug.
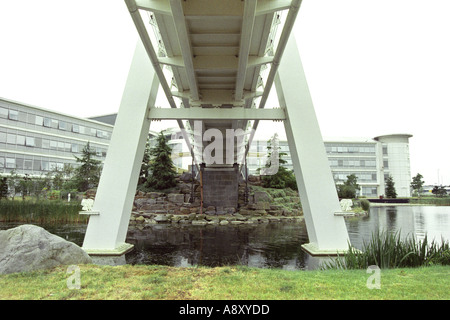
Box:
[0,142,102,200]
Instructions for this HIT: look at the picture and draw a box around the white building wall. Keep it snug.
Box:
[374,134,413,197]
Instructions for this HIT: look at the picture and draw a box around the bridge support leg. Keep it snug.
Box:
[275,34,350,255]
[82,41,158,255]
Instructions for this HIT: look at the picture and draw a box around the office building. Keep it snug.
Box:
[0,97,113,177]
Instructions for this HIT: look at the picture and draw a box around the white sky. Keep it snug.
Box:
[0,0,449,185]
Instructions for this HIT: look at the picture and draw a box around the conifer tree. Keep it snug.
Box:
[385,175,397,198]
[146,132,177,190]
[259,134,297,190]
[74,142,102,192]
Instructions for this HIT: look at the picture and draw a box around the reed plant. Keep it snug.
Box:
[323,230,450,270]
[409,197,450,206]
[0,199,86,223]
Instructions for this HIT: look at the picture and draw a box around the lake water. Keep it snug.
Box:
[2,205,449,270]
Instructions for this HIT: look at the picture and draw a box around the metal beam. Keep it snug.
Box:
[171,89,264,106]
[125,0,197,171]
[135,0,171,15]
[256,0,293,15]
[148,107,285,120]
[245,0,302,156]
[235,0,257,100]
[135,0,293,17]
[169,0,200,101]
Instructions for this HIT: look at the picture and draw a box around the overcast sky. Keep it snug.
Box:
[0,0,449,185]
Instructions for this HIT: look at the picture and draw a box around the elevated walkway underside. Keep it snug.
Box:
[125,0,301,168]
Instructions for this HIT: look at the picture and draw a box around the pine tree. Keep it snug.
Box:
[138,137,152,186]
[385,175,397,198]
[146,132,177,190]
[0,177,8,199]
[259,134,297,190]
[410,173,424,198]
[74,142,102,192]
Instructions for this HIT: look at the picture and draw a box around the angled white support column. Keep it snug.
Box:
[275,34,350,255]
[82,41,159,255]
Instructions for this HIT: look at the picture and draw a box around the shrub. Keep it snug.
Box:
[360,199,370,211]
[323,230,450,269]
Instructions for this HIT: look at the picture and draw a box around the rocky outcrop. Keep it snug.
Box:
[129,173,303,227]
[0,224,92,275]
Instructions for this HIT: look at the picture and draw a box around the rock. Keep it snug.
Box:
[180,207,191,214]
[239,208,252,215]
[168,193,185,204]
[135,216,145,223]
[154,214,170,223]
[254,191,272,203]
[255,202,271,210]
[192,220,208,226]
[219,220,229,225]
[179,172,193,182]
[248,175,260,182]
[0,225,92,275]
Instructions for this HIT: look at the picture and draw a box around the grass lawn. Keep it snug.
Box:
[0,264,448,300]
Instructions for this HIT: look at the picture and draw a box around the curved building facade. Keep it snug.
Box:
[374,134,413,198]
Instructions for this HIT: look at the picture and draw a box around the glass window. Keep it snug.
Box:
[0,132,6,143]
[59,121,67,130]
[8,110,19,121]
[43,117,52,127]
[57,141,65,151]
[25,137,35,147]
[0,107,8,118]
[5,158,16,168]
[72,124,80,133]
[41,161,49,171]
[24,159,33,170]
[49,162,57,171]
[64,143,71,152]
[35,115,44,126]
[71,144,79,153]
[51,119,58,129]
[0,157,4,168]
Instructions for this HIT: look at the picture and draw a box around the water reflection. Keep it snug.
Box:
[124,223,311,270]
[1,206,449,270]
[346,206,450,250]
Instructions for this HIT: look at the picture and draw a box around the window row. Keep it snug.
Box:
[333,172,378,183]
[0,157,75,172]
[325,144,376,154]
[328,158,377,168]
[0,106,111,139]
[0,131,107,157]
[362,187,378,196]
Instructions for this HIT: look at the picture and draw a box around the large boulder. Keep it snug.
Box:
[0,224,92,275]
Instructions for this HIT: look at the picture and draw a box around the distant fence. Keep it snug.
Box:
[368,198,410,204]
